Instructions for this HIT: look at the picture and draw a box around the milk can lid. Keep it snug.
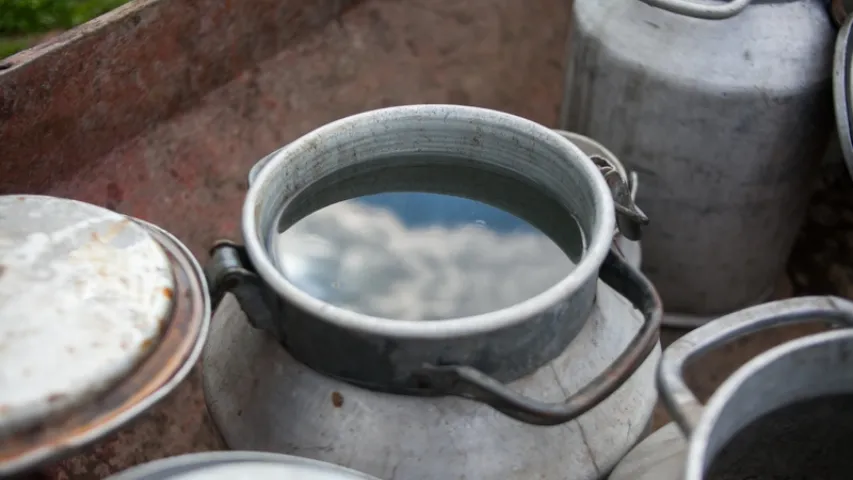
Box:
[106,452,382,480]
[833,13,853,182]
[0,195,175,437]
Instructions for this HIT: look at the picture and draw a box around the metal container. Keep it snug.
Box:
[106,452,380,480]
[561,0,835,322]
[0,195,210,476]
[611,296,853,479]
[202,105,662,479]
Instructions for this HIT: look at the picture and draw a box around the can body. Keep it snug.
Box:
[562,0,835,315]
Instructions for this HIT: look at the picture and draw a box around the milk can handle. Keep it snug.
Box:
[658,296,853,436]
[416,248,662,426]
[637,0,751,19]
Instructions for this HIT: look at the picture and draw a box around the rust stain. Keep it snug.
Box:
[140,339,154,351]
[101,219,131,243]
[162,287,174,299]
[331,391,344,408]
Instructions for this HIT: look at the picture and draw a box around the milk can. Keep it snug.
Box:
[106,452,381,480]
[562,0,835,327]
[201,105,662,479]
[0,195,210,476]
[610,296,853,479]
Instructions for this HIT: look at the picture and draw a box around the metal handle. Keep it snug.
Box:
[637,0,751,19]
[657,296,853,435]
[414,248,662,426]
[205,241,281,335]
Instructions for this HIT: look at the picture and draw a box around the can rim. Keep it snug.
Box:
[242,104,616,339]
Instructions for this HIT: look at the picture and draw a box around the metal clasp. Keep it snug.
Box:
[591,155,649,241]
[205,240,281,335]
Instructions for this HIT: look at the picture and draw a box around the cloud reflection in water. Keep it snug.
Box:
[273,192,578,321]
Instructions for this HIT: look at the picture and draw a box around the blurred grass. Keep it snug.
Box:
[1,0,130,58]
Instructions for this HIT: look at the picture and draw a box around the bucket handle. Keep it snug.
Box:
[413,248,662,425]
[637,0,751,19]
[658,296,853,435]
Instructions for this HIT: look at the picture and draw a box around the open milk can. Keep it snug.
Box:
[0,195,210,476]
[610,296,853,480]
[201,105,662,479]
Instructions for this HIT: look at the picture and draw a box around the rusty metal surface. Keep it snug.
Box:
[0,0,570,477]
[0,196,175,441]
[41,1,568,262]
[1,217,208,477]
[0,0,362,196]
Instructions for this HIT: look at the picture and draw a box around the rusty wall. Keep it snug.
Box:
[0,0,570,258]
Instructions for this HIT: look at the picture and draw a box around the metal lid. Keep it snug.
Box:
[106,452,382,480]
[0,195,175,437]
[833,14,853,181]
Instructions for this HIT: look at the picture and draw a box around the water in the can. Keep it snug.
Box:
[269,159,585,321]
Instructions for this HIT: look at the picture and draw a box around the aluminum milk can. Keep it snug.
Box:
[0,195,210,477]
[610,296,853,479]
[562,0,835,325]
[201,105,662,479]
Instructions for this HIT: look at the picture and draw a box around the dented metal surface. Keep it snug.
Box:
[0,199,210,477]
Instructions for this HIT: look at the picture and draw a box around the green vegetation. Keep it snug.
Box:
[1,0,130,58]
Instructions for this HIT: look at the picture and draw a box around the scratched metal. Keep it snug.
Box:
[0,201,210,477]
[0,196,175,438]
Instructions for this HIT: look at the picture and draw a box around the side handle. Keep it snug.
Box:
[657,296,853,435]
